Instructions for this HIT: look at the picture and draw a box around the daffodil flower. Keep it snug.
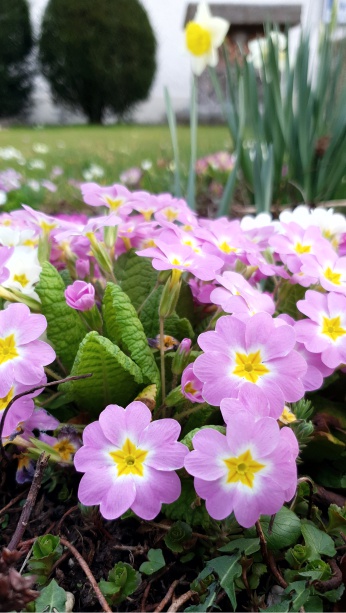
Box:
[185,2,230,76]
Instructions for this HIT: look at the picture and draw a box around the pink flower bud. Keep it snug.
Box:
[65,280,95,311]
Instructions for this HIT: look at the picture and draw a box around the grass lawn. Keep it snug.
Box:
[0,124,231,213]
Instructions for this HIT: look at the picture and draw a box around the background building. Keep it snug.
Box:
[28,0,327,124]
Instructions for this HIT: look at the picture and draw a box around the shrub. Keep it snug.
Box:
[39,0,157,124]
[0,0,33,118]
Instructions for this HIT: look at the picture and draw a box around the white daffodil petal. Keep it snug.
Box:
[210,17,230,48]
[191,55,208,76]
[195,1,212,23]
[207,46,219,68]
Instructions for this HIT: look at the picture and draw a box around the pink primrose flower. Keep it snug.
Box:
[65,280,95,311]
[211,271,275,316]
[181,364,204,403]
[137,239,223,281]
[0,246,13,284]
[269,222,329,274]
[0,380,40,439]
[193,313,307,416]
[300,247,346,293]
[74,401,188,520]
[295,290,346,368]
[0,303,56,397]
[81,182,139,216]
[184,411,298,527]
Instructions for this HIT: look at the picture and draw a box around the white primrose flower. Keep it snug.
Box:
[2,246,42,299]
[185,2,230,76]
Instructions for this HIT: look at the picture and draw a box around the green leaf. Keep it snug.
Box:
[61,331,143,414]
[140,285,194,340]
[99,562,141,605]
[206,555,242,610]
[114,249,158,311]
[181,426,226,451]
[102,283,160,391]
[245,507,301,550]
[32,535,61,559]
[277,281,306,320]
[164,521,193,553]
[304,595,323,612]
[301,521,336,560]
[139,549,166,575]
[326,504,346,536]
[34,579,67,612]
[185,582,218,611]
[162,478,211,529]
[219,537,260,556]
[36,262,86,370]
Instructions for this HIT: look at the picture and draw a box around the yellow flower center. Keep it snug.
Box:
[0,334,19,365]
[163,208,178,222]
[224,449,265,488]
[294,242,311,254]
[186,22,212,56]
[104,196,124,211]
[40,220,57,234]
[109,438,148,478]
[184,382,198,395]
[218,241,237,254]
[13,273,29,288]
[141,209,154,221]
[0,387,14,411]
[279,406,297,424]
[324,266,342,286]
[53,439,76,462]
[321,315,346,342]
[122,237,132,251]
[233,350,269,383]
[23,239,38,248]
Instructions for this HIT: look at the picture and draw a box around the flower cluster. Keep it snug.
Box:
[2,174,346,527]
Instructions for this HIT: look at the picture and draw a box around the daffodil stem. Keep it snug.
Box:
[159,316,166,411]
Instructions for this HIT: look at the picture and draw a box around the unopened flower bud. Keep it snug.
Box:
[65,280,95,312]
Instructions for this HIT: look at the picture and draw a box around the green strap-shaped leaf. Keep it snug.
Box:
[114,249,158,311]
[62,331,143,415]
[103,283,160,391]
[36,262,86,370]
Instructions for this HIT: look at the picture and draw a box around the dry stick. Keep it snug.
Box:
[59,537,112,613]
[255,520,288,589]
[0,373,92,460]
[8,452,49,551]
[56,504,79,533]
[141,582,152,612]
[313,559,343,593]
[0,488,29,519]
[154,578,183,613]
[167,589,198,612]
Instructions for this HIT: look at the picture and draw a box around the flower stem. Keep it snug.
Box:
[159,316,166,410]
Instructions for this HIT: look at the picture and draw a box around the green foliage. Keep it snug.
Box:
[39,0,156,123]
[99,562,141,606]
[300,521,336,560]
[181,425,226,451]
[219,537,260,556]
[246,508,301,550]
[102,282,160,391]
[34,579,67,612]
[0,0,33,118]
[28,535,63,586]
[164,521,193,553]
[36,262,86,370]
[113,250,158,311]
[61,331,143,414]
[162,478,211,529]
[205,554,242,610]
[139,284,194,340]
[139,549,165,575]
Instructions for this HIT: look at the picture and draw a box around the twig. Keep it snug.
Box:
[167,589,197,612]
[154,578,183,612]
[312,559,343,593]
[0,488,29,518]
[19,544,34,574]
[59,537,112,613]
[0,373,92,460]
[141,582,152,612]
[8,453,49,551]
[56,504,79,533]
[255,520,287,589]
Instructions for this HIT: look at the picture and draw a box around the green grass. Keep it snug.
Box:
[0,125,231,213]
